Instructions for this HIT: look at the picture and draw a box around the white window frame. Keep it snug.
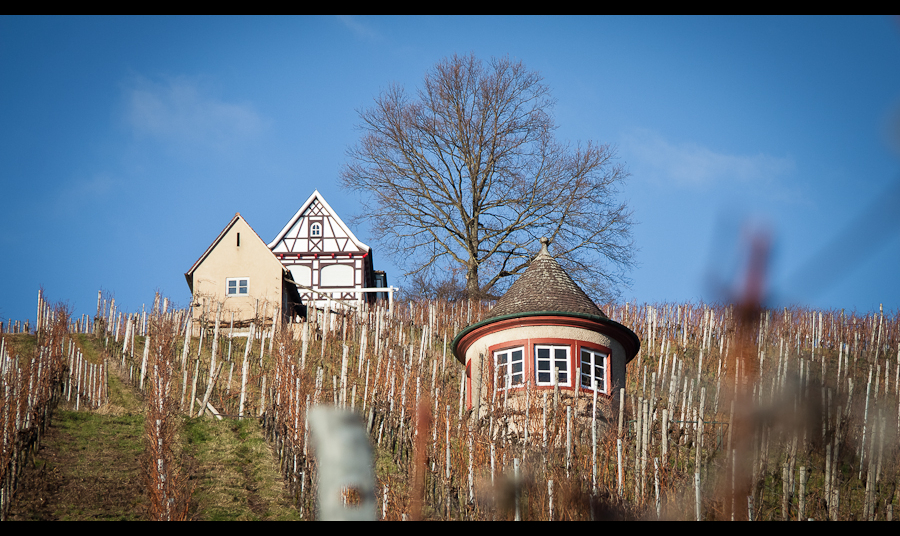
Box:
[310,222,322,237]
[580,348,608,393]
[494,346,525,390]
[535,344,570,386]
[226,277,249,296]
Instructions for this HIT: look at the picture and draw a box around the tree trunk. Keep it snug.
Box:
[466,261,479,297]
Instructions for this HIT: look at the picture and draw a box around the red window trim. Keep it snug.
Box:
[465,360,472,410]
[489,342,527,391]
[576,342,612,395]
[532,340,575,388]
[482,338,613,397]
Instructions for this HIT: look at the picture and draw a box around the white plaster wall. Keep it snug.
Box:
[320,263,354,287]
[288,265,312,287]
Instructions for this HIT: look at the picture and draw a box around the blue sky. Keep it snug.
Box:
[2,16,899,325]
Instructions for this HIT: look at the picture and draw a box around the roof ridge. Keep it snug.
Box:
[484,238,607,320]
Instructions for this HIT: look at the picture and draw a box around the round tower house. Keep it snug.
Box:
[452,238,640,424]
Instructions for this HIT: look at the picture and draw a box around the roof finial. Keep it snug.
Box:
[539,236,551,256]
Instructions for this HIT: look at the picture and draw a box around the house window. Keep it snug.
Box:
[227,278,249,296]
[311,222,322,237]
[535,345,570,386]
[494,347,525,390]
[580,348,607,393]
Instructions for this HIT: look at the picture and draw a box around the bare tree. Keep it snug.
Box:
[342,53,635,301]
[401,268,468,303]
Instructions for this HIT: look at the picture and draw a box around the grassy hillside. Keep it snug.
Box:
[2,328,299,521]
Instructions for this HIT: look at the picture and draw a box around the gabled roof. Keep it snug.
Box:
[267,190,370,252]
[483,237,607,320]
[184,213,279,293]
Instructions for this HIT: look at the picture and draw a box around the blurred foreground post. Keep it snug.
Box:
[309,407,376,520]
[411,398,432,521]
[729,232,768,520]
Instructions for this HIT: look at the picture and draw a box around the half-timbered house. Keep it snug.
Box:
[268,190,385,309]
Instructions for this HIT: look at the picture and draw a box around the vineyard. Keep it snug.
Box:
[2,289,899,520]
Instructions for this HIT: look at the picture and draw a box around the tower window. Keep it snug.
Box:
[494,347,525,390]
[580,348,607,393]
[535,345,570,386]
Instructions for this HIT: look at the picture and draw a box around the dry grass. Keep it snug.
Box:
[182,416,300,521]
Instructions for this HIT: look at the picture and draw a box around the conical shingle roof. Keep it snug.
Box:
[484,238,607,320]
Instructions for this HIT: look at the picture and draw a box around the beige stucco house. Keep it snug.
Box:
[185,213,303,332]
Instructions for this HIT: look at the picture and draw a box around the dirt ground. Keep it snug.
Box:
[6,409,148,521]
[7,351,150,521]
